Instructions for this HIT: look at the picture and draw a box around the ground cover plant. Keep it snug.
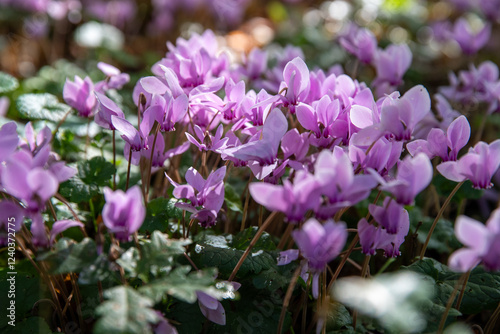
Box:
[1,0,500,333]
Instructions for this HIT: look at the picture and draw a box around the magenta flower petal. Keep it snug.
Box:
[102,186,145,241]
[50,220,84,245]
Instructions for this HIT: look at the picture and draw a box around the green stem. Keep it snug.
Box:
[419,181,464,260]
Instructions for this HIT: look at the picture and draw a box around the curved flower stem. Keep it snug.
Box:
[455,269,470,311]
[112,129,116,190]
[277,223,295,249]
[419,181,464,260]
[51,108,73,142]
[277,262,303,334]
[438,270,469,334]
[229,211,278,281]
[484,301,500,334]
[327,234,359,291]
[125,146,132,191]
[240,176,253,231]
[54,193,88,237]
[145,125,160,203]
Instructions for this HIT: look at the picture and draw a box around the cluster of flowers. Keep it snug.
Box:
[0,122,76,247]
[60,28,500,281]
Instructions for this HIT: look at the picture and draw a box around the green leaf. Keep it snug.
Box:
[137,231,191,281]
[117,247,140,277]
[408,207,460,254]
[232,227,276,251]
[327,302,352,331]
[432,175,483,203]
[78,156,116,187]
[140,198,183,233]
[0,71,19,93]
[139,266,216,303]
[191,233,279,278]
[2,317,51,334]
[404,258,500,315]
[168,301,204,334]
[59,176,100,203]
[94,286,159,334]
[78,254,117,285]
[224,183,243,213]
[17,93,71,122]
[0,260,49,330]
[38,238,98,274]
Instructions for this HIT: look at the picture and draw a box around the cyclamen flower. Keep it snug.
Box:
[186,124,228,153]
[96,62,130,91]
[407,115,470,162]
[223,108,288,178]
[166,166,226,228]
[448,209,500,272]
[353,85,431,145]
[196,281,241,326]
[249,170,320,223]
[94,92,125,130]
[452,18,491,55]
[63,75,96,117]
[437,140,500,189]
[102,186,145,242]
[358,200,410,258]
[0,201,24,246]
[314,148,377,218]
[281,57,310,111]
[0,122,19,163]
[372,44,412,96]
[292,218,347,298]
[372,153,433,205]
[339,24,377,64]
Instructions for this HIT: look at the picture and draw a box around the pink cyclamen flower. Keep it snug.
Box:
[373,44,412,86]
[448,209,500,272]
[102,186,145,242]
[339,23,377,64]
[372,153,433,205]
[165,166,226,227]
[94,92,125,130]
[292,218,347,298]
[63,76,96,117]
[292,218,347,271]
[249,170,320,223]
[452,18,491,55]
[407,115,470,162]
[437,139,500,189]
[0,122,19,163]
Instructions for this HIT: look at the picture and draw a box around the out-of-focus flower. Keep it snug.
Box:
[437,139,500,189]
[292,218,347,298]
[49,220,84,245]
[0,122,19,163]
[94,92,125,130]
[96,62,130,91]
[372,44,412,96]
[63,76,96,117]
[0,201,24,246]
[339,24,377,64]
[452,18,491,55]
[449,209,500,272]
[102,186,145,242]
